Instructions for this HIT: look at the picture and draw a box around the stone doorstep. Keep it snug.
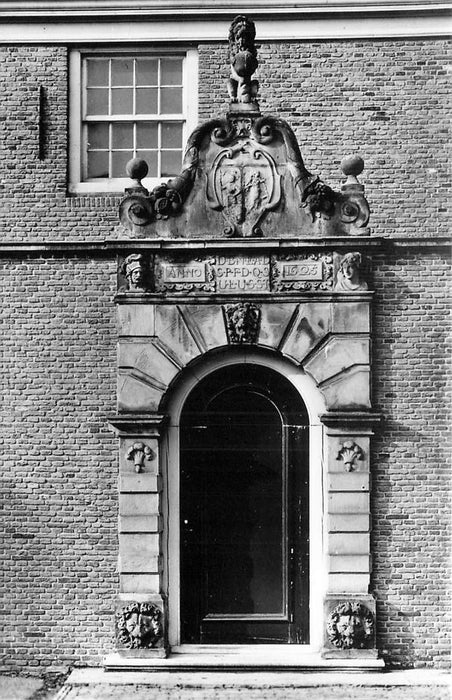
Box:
[102,646,385,673]
[66,668,451,687]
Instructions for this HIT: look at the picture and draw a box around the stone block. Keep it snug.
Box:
[120,574,161,594]
[328,513,370,532]
[119,474,161,492]
[327,472,369,491]
[328,492,369,514]
[331,302,370,334]
[117,305,155,336]
[280,302,330,363]
[329,532,370,555]
[328,555,371,573]
[118,553,160,574]
[118,341,179,387]
[155,305,201,366]
[119,533,159,557]
[119,493,159,516]
[183,305,228,350]
[119,553,160,574]
[119,515,161,533]
[117,373,164,413]
[320,366,371,410]
[258,303,298,349]
[304,336,369,385]
[327,573,370,594]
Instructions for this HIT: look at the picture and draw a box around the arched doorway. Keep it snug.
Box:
[179,364,310,644]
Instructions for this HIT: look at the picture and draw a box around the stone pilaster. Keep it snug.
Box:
[320,411,380,658]
[108,414,168,656]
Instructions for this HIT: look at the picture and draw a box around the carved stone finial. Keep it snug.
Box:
[327,601,374,650]
[126,441,155,473]
[341,155,365,183]
[336,440,365,471]
[224,302,261,344]
[334,252,368,292]
[116,602,163,649]
[227,15,259,109]
[126,158,149,194]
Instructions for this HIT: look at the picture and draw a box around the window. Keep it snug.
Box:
[69,49,198,194]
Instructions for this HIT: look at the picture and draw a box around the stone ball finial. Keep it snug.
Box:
[341,155,364,178]
[126,157,149,185]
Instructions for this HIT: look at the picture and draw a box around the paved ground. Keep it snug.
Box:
[58,688,449,700]
[1,671,450,700]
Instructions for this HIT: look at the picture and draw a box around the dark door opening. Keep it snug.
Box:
[180,364,309,644]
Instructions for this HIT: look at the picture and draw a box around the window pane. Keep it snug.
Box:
[161,149,182,177]
[87,123,109,149]
[87,59,109,87]
[88,151,109,178]
[112,123,133,149]
[136,122,158,149]
[161,123,183,149]
[136,59,158,86]
[136,88,158,114]
[161,58,183,85]
[112,151,133,177]
[87,88,109,115]
[136,150,158,177]
[161,87,182,114]
[111,88,133,115]
[111,58,133,86]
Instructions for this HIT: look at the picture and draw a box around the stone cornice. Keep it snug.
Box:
[0,0,449,20]
[0,7,450,42]
[321,411,382,427]
[0,237,449,257]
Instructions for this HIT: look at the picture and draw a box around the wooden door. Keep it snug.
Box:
[180,365,309,644]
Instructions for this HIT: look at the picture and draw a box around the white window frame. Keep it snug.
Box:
[69,47,198,194]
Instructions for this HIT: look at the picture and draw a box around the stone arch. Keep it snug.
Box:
[117,299,371,415]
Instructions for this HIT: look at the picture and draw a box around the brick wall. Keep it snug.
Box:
[1,257,118,670]
[0,36,450,670]
[371,250,451,668]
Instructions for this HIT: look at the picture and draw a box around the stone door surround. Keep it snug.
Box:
[108,238,381,664]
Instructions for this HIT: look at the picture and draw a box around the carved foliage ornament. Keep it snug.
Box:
[225,302,261,344]
[327,601,374,650]
[336,440,364,472]
[126,442,156,473]
[116,602,163,649]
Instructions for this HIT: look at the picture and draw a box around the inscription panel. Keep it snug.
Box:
[271,254,334,291]
[162,262,207,284]
[130,252,337,295]
[154,257,214,293]
[215,255,269,293]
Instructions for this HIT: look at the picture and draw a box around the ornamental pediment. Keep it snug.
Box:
[119,16,370,240]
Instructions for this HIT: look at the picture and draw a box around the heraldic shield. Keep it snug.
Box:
[206,142,282,237]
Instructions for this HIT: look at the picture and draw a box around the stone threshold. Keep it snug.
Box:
[69,667,450,687]
[103,646,385,672]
